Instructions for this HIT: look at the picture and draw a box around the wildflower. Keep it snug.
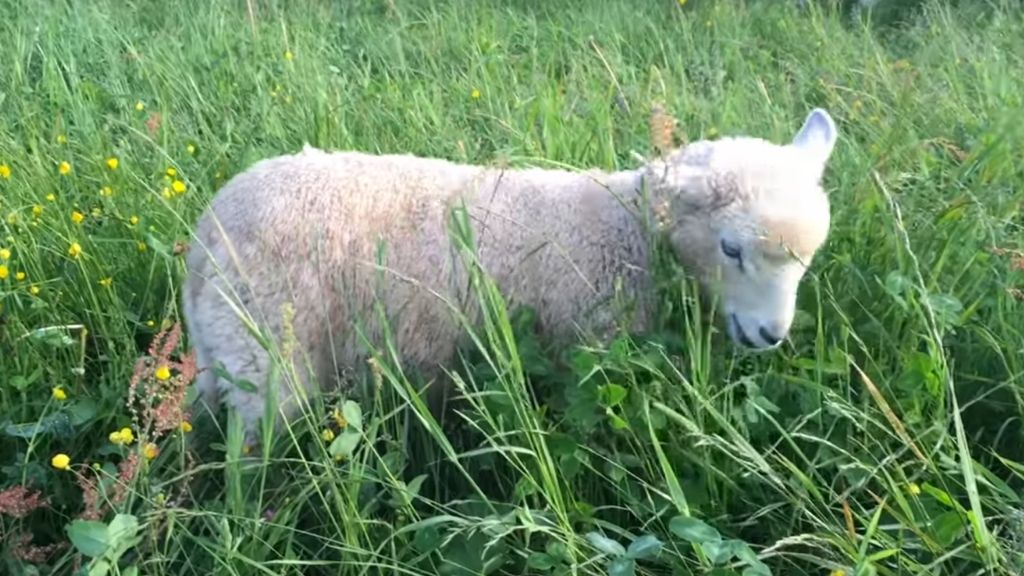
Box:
[135,101,145,111]
[51,453,71,470]
[68,242,82,259]
[99,277,112,288]
[46,193,56,202]
[829,570,846,576]
[0,164,10,179]
[165,166,176,177]
[180,421,193,433]
[109,427,135,445]
[52,386,67,401]
[284,50,294,61]
[154,365,171,381]
[332,407,348,429]
[321,428,335,442]
[129,215,139,225]
[32,205,43,217]
[143,443,159,460]
[57,134,67,144]
[100,186,113,197]
[0,486,49,518]
[15,271,25,281]
[908,483,921,496]
[172,179,186,194]
[186,143,196,155]
[137,241,147,253]
[146,320,155,327]
[0,265,7,280]
[71,211,85,224]
[106,157,119,171]
[29,286,40,295]
[470,88,481,99]
[0,248,9,260]
[58,161,71,175]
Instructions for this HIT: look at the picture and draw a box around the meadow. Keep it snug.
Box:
[1,0,1023,574]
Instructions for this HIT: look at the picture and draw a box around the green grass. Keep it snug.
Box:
[1,0,1023,574]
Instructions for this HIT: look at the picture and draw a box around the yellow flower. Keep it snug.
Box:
[161,187,172,199]
[154,365,171,381]
[143,443,159,460]
[29,285,40,295]
[908,483,921,496]
[321,428,335,442]
[0,265,7,280]
[284,50,294,61]
[46,193,56,202]
[32,205,43,217]
[106,157,119,170]
[180,421,193,433]
[470,88,481,99]
[165,166,176,177]
[15,271,25,281]
[109,427,135,445]
[678,0,687,4]
[99,277,112,288]
[137,241,147,253]
[172,180,186,194]
[146,319,155,327]
[52,386,67,401]
[71,211,85,224]
[0,248,9,260]
[68,242,82,259]
[332,407,348,429]
[100,186,113,197]
[51,453,71,470]
[56,134,67,144]
[829,570,847,576]
[186,143,196,155]
[0,164,10,179]
[58,161,71,175]
[135,101,145,111]
[129,215,139,225]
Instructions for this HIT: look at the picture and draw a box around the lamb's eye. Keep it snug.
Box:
[720,239,743,261]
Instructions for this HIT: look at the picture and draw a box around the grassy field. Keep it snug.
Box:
[1,0,1023,574]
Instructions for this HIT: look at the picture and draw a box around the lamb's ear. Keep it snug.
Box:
[792,108,837,164]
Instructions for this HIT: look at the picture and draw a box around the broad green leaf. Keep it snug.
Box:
[669,516,721,544]
[67,520,108,557]
[608,557,635,576]
[585,532,625,557]
[329,429,361,460]
[599,383,627,407]
[107,513,139,542]
[342,400,363,431]
[625,535,662,560]
[701,539,737,565]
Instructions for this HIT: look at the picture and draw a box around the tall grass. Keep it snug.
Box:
[1,0,1022,574]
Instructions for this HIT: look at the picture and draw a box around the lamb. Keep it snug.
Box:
[182,107,838,440]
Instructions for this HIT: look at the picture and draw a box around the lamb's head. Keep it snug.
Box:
[643,108,838,351]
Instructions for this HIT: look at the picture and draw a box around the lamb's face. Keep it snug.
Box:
[648,109,838,351]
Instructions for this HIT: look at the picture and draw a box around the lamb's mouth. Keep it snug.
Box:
[729,313,757,348]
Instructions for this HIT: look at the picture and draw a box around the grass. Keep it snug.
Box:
[1,0,1023,574]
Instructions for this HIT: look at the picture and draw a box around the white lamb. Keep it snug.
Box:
[182,108,838,439]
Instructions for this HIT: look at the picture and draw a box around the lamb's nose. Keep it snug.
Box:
[758,326,783,347]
